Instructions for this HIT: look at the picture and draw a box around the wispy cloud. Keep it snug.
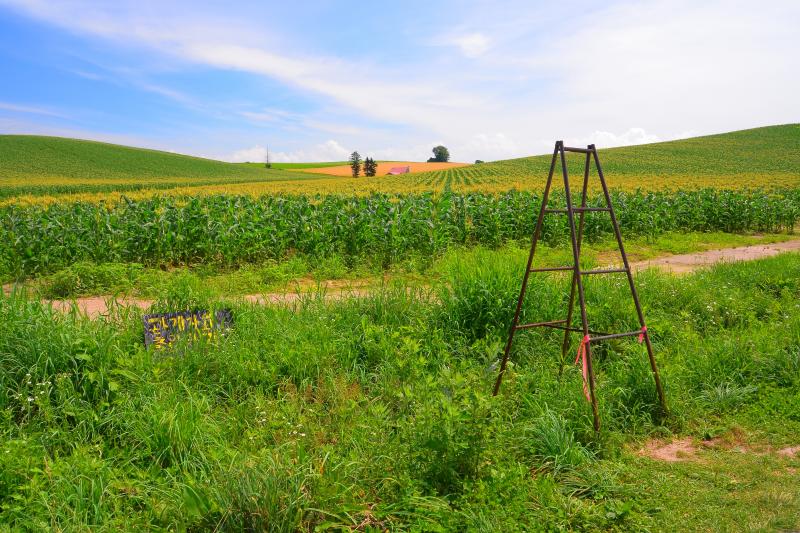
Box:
[0,101,68,118]
[1,0,798,162]
[440,32,491,58]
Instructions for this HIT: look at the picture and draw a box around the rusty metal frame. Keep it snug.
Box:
[492,141,667,431]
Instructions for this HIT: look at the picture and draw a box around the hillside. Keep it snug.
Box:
[0,135,322,199]
[408,124,800,190]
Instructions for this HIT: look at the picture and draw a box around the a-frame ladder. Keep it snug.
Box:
[492,141,667,431]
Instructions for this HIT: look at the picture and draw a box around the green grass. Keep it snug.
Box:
[1,251,799,530]
[21,231,798,300]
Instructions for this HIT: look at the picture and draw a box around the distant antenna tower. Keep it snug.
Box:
[265,145,271,168]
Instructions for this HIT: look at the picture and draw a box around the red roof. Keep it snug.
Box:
[387,166,410,175]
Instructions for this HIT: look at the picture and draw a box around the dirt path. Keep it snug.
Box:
[43,288,376,319]
[7,238,800,318]
[628,238,800,273]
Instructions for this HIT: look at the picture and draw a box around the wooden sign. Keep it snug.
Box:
[143,309,233,349]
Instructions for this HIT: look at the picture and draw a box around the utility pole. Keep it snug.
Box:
[265,145,271,169]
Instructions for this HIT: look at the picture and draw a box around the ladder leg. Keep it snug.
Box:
[560,145,601,431]
[591,146,668,416]
[559,151,592,378]
[493,144,560,396]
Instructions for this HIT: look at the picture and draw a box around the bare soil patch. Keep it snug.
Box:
[639,431,798,463]
[629,239,800,273]
[297,161,469,177]
[778,446,800,458]
[639,437,700,462]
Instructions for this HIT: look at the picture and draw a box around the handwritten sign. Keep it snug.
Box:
[143,309,233,349]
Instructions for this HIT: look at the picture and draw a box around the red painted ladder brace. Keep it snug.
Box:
[575,326,647,403]
[492,141,667,432]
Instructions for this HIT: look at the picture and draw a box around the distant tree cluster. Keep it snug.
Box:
[349,152,377,177]
[427,145,450,163]
[363,157,377,177]
[349,151,361,177]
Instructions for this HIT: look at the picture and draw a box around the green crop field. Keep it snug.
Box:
[3,189,799,281]
[2,125,799,204]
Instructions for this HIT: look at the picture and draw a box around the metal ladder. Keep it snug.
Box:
[492,141,668,431]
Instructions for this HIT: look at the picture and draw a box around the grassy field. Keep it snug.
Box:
[2,124,799,205]
[16,231,796,300]
[2,251,799,530]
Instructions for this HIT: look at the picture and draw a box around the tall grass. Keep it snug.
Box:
[1,253,800,529]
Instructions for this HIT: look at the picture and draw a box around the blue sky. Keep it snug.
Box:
[0,0,798,163]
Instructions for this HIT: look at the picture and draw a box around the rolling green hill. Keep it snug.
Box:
[0,135,324,199]
[0,135,303,180]
[410,124,800,190]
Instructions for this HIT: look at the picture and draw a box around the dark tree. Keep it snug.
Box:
[431,145,450,162]
[349,151,362,177]
[474,159,484,164]
[364,157,377,177]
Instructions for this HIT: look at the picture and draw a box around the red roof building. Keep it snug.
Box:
[387,166,410,175]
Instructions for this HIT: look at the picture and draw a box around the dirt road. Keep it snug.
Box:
[628,239,800,273]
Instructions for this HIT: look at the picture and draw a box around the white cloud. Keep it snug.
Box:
[455,133,520,161]
[588,128,660,148]
[448,32,491,58]
[229,139,350,163]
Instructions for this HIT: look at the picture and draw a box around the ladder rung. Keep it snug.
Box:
[581,267,628,275]
[529,266,574,273]
[539,324,612,336]
[589,330,642,342]
[544,207,611,214]
[516,319,567,331]
[562,146,593,154]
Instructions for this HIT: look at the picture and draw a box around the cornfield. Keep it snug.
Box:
[2,189,798,279]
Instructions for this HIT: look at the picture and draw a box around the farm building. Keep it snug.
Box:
[387,165,410,175]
